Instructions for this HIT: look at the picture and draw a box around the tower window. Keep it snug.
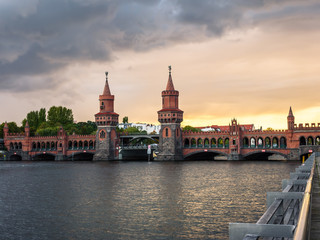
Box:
[165,128,168,137]
[102,102,104,105]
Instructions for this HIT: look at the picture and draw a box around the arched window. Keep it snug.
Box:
[41,142,45,150]
[257,138,263,148]
[46,142,50,150]
[299,136,306,146]
[224,138,229,148]
[191,138,196,148]
[89,140,94,149]
[14,142,18,149]
[307,136,314,145]
[37,142,41,150]
[18,142,22,149]
[272,137,279,148]
[51,142,55,149]
[79,141,83,149]
[265,137,271,148]
[184,139,190,148]
[197,138,203,148]
[165,128,168,137]
[74,141,78,149]
[84,141,88,149]
[280,137,286,149]
[204,138,209,148]
[211,138,216,148]
[250,137,256,148]
[68,141,72,149]
[218,138,223,148]
[32,142,36,150]
[243,137,249,148]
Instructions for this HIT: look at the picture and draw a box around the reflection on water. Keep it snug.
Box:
[0,160,299,239]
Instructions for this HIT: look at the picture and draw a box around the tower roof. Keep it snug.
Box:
[4,121,8,128]
[166,66,175,91]
[288,106,294,117]
[25,120,29,128]
[102,72,111,96]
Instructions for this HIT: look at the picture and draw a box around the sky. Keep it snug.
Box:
[1,0,320,130]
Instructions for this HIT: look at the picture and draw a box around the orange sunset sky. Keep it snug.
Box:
[1,0,320,129]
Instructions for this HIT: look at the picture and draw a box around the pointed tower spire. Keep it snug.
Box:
[287,106,295,131]
[166,65,175,91]
[25,120,29,128]
[102,72,111,96]
[288,106,293,117]
[4,121,8,128]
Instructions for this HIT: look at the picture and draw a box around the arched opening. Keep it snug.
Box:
[32,142,36,150]
[68,141,73,149]
[299,136,306,146]
[84,141,88,149]
[211,138,216,148]
[10,142,13,150]
[70,152,94,161]
[272,137,279,148]
[280,137,287,149]
[218,138,223,148]
[224,138,229,148]
[46,142,50,150]
[10,154,22,160]
[250,137,256,148]
[51,142,55,150]
[89,140,94,149]
[165,128,168,137]
[257,138,263,148]
[41,142,45,150]
[37,142,41,150]
[307,136,314,145]
[197,138,203,148]
[74,141,78,149]
[316,136,320,145]
[191,138,196,148]
[79,141,83,149]
[244,152,287,161]
[33,154,55,161]
[265,137,271,148]
[14,142,18,150]
[184,139,190,148]
[18,142,22,149]
[243,137,249,148]
[204,138,209,148]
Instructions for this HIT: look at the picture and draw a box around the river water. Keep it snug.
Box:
[0,160,299,240]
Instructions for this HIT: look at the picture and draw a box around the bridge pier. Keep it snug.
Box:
[227,153,243,161]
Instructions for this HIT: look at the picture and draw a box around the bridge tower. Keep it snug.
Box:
[93,72,119,161]
[157,66,184,160]
[3,122,8,138]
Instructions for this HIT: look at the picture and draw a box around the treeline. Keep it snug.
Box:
[0,106,97,138]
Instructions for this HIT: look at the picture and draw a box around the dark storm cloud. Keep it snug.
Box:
[0,0,319,91]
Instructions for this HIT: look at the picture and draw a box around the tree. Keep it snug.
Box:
[123,116,128,124]
[47,106,73,125]
[182,125,201,132]
[22,108,47,135]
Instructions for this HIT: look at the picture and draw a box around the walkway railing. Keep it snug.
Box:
[229,154,316,240]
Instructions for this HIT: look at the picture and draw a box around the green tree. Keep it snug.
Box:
[22,108,47,135]
[182,125,201,132]
[123,116,128,124]
[47,106,73,125]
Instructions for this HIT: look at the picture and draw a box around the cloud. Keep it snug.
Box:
[1,0,320,92]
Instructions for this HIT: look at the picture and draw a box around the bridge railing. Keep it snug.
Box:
[229,154,316,240]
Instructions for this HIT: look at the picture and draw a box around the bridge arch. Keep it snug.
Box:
[68,152,94,161]
[128,136,158,146]
[33,153,56,161]
[243,150,288,161]
[9,154,22,160]
[184,150,228,160]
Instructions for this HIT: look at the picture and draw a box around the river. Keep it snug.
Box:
[0,160,299,240]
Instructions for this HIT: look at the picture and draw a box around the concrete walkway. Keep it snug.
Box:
[310,156,320,239]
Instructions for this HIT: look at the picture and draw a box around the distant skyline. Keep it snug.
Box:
[1,0,320,129]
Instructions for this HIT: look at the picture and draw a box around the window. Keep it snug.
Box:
[165,128,168,137]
